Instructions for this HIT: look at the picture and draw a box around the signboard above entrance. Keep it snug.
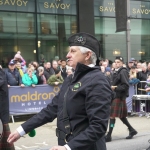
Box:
[0,0,35,12]
[94,0,150,19]
[37,0,77,15]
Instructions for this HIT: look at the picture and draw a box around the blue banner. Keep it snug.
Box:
[9,85,60,115]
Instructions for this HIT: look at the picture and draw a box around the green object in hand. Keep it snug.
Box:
[28,129,36,137]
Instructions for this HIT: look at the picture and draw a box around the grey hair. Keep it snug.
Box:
[38,66,44,71]
[78,46,97,65]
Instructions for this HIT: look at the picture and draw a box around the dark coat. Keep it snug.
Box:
[5,68,22,86]
[21,63,112,150]
[137,70,150,94]
[0,69,9,124]
[44,68,55,80]
[60,67,67,80]
[113,67,129,100]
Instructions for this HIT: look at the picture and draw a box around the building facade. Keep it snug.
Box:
[0,0,150,67]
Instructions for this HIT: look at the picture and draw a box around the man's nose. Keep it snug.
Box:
[66,52,71,58]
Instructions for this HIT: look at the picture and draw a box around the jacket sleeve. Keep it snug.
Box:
[67,74,112,150]
[21,92,59,133]
[0,70,4,87]
[115,69,129,92]
[47,75,57,85]
[22,75,32,86]
[31,74,38,84]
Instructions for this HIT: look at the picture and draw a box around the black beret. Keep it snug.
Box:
[68,32,100,58]
[115,56,124,62]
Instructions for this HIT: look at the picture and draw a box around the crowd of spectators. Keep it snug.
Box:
[99,58,150,95]
[0,51,73,88]
[1,51,150,95]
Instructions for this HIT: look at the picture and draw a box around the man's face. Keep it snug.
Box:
[128,62,134,68]
[52,61,58,69]
[46,62,51,69]
[61,61,66,68]
[8,64,15,70]
[66,46,87,69]
[115,60,123,68]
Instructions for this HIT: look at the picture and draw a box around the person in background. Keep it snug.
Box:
[105,56,137,142]
[66,68,73,77]
[37,66,47,85]
[22,68,38,87]
[13,52,27,73]
[57,59,62,70]
[147,62,150,72]
[129,66,140,85]
[136,62,142,72]
[16,62,24,77]
[43,62,47,69]
[145,75,150,95]
[137,63,150,94]
[0,66,15,150]
[8,32,112,150]
[44,62,55,80]
[5,60,24,87]
[60,59,67,80]
[52,60,60,74]
[31,61,39,74]
[126,60,134,72]
[47,71,64,86]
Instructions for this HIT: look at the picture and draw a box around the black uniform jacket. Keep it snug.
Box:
[113,67,129,100]
[0,68,9,124]
[21,63,112,150]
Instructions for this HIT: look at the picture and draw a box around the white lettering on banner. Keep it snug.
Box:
[0,0,28,6]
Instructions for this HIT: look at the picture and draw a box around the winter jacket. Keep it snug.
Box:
[22,73,38,86]
[5,68,22,86]
[113,67,129,100]
[44,68,55,80]
[47,75,64,85]
[21,63,112,150]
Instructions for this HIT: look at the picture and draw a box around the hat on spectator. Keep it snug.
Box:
[129,60,134,63]
[131,58,136,61]
[68,32,100,58]
[9,60,15,65]
[14,53,21,59]
[115,56,124,63]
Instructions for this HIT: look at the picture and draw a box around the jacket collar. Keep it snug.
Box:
[70,63,99,83]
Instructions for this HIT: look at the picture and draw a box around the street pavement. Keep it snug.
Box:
[9,116,150,150]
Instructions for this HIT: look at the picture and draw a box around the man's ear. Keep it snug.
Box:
[85,51,92,60]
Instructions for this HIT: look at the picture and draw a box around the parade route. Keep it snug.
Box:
[9,116,150,150]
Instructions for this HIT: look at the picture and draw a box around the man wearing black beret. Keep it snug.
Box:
[105,56,138,142]
[8,33,112,150]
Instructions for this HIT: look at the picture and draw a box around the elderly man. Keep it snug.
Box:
[8,32,112,150]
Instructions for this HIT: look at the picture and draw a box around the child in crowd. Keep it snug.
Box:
[22,68,38,87]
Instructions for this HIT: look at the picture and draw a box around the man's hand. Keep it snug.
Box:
[146,87,150,92]
[54,82,59,85]
[7,130,21,144]
[50,146,67,150]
